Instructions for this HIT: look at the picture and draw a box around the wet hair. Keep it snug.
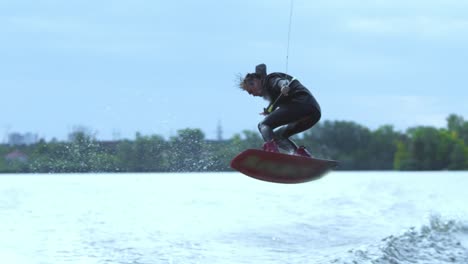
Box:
[238,73,263,90]
[237,64,267,90]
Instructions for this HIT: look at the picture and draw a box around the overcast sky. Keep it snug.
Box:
[1,0,467,141]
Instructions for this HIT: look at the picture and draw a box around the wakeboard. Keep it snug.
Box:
[230,149,338,184]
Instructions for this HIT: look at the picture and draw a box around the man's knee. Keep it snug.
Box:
[258,121,270,133]
[273,126,288,140]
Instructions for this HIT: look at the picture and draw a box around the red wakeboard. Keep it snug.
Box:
[230,149,338,184]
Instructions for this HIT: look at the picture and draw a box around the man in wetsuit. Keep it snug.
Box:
[239,64,321,157]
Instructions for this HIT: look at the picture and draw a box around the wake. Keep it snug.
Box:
[333,215,468,264]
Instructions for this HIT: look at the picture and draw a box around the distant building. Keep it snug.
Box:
[5,150,28,163]
[217,120,223,141]
[8,133,39,146]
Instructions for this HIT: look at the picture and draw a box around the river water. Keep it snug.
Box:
[1,171,467,264]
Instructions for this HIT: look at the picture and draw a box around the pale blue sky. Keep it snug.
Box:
[1,0,467,141]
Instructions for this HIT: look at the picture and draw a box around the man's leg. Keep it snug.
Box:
[274,111,321,155]
[259,105,320,153]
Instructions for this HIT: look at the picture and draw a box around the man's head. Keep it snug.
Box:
[240,73,263,96]
[238,64,267,97]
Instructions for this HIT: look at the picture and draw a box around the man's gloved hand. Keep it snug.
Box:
[279,80,290,96]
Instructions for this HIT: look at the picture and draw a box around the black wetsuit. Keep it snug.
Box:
[258,72,321,151]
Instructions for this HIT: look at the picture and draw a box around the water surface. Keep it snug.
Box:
[1,171,467,263]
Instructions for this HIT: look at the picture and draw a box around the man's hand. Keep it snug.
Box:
[281,85,290,96]
[279,80,290,96]
[260,108,269,115]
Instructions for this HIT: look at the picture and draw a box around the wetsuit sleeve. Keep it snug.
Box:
[263,77,288,114]
[277,79,290,88]
[268,77,283,94]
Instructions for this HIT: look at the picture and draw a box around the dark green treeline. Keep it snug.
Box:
[1,114,467,173]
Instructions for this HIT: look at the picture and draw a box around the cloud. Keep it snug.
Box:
[4,16,84,34]
[1,15,166,56]
[345,16,468,39]
[300,0,468,9]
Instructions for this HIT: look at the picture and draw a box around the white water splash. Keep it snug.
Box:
[334,215,468,264]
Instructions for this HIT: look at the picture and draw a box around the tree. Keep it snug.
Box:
[168,128,206,172]
[448,141,468,170]
[115,134,169,172]
[447,114,468,143]
[134,133,169,172]
[395,126,468,170]
[303,120,372,169]
[2,113,467,173]
[394,140,414,170]
[368,125,403,170]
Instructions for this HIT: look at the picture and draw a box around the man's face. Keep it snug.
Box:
[244,78,262,96]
